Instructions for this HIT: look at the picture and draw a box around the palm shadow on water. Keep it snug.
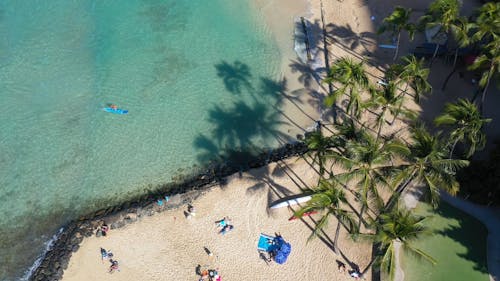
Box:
[193,101,288,170]
[201,59,347,251]
[195,60,316,172]
[194,60,288,179]
[215,60,253,95]
[432,202,489,274]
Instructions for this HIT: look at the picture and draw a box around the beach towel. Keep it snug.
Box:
[257,233,279,252]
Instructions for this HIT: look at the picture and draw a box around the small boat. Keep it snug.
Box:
[270,195,312,209]
[103,107,128,115]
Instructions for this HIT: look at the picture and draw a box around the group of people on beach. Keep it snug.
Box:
[100,248,120,273]
[337,260,364,280]
[186,205,227,280]
[95,221,120,273]
[96,223,109,237]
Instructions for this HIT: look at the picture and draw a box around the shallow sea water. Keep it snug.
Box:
[0,0,296,279]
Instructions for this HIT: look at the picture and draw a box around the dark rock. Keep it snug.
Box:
[94,209,106,217]
[125,213,137,222]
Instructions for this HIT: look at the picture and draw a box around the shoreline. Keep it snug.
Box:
[60,154,374,281]
[29,142,310,281]
[27,1,327,279]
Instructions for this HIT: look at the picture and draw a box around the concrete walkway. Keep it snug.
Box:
[440,192,500,281]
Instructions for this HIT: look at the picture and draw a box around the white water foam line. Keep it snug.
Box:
[21,227,65,281]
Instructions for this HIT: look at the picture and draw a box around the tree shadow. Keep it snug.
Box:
[432,202,489,274]
[293,18,324,61]
[325,22,377,61]
[195,60,324,172]
[215,60,253,95]
[194,100,288,162]
[288,59,327,90]
[257,77,290,107]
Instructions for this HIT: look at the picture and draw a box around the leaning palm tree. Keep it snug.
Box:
[419,0,462,65]
[366,207,436,281]
[366,82,411,139]
[331,131,410,217]
[397,55,432,103]
[441,17,472,90]
[470,2,500,45]
[295,180,357,251]
[469,42,500,114]
[323,57,369,118]
[378,7,416,61]
[304,130,338,178]
[389,124,469,208]
[434,98,491,158]
[468,2,499,106]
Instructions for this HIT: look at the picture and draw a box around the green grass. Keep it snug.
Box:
[402,202,489,281]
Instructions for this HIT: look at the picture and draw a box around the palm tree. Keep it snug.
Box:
[386,55,432,104]
[389,124,469,208]
[470,2,500,45]
[468,3,500,113]
[367,207,436,281]
[331,131,410,216]
[434,98,491,158]
[378,7,416,61]
[469,43,500,114]
[295,180,357,251]
[304,130,338,177]
[419,0,462,65]
[441,17,472,90]
[323,57,369,118]
[365,82,406,139]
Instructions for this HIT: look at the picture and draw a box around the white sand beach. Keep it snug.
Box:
[62,157,372,281]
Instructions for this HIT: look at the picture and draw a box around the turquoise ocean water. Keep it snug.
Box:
[0,1,291,279]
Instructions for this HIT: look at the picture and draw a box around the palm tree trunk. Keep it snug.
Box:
[376,122,383,142]
[441,48,460,91]
[358,204,366,231]
[391,84,409,125]
[333,220,341,253]
[376,109,386,141]
[449,138,460,159]
[385,170,417,211]
[393,240,404,281]
[393,32,401,61]
[479,65,494,115]
[429,43,440,68]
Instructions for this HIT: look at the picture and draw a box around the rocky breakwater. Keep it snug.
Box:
[29,141,309,281]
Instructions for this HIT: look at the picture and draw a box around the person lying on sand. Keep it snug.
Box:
[215,217,230,228]
[219,224,234,235]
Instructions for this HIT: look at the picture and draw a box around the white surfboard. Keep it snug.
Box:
[270,195,312,209]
